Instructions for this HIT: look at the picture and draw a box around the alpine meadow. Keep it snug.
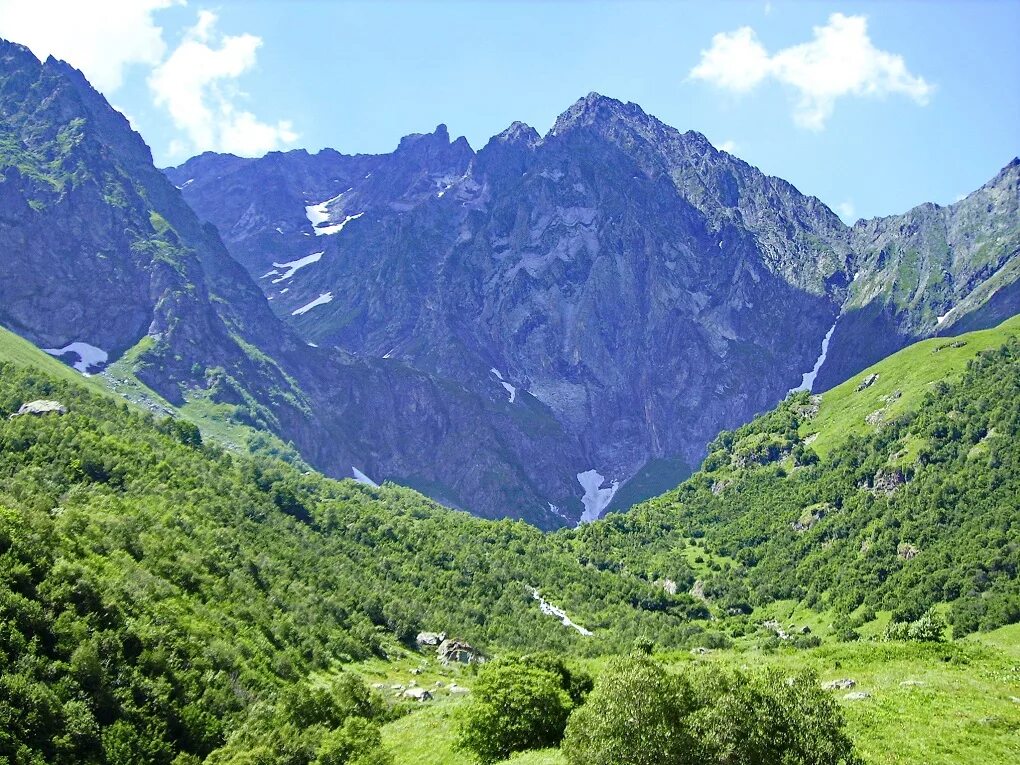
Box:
[0,2,1017,764]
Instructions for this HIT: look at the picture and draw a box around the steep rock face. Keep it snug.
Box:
[170,94,1019,523]
[0,40,289,402]
[816,159,1020,389]
[171,94,854,495]
[0,40,583,528]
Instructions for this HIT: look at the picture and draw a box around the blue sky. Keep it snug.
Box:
[1,1,1018,220]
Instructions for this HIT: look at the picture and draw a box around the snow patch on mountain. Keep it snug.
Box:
[316,212,364,237]
[271,251,324,283]
[43,342,108,374]
[577,469,618,524]
[292,292,334,316]
[490,368,517,402]
[352,466,379,488]
[790,321,837,394]
[305,190,350,228]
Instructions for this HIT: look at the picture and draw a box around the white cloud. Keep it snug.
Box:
[690,13,933,130]
[0,0,176,92]
[718,139,739,154]
[149,11,298,157]
[835,200,856,222]
[691,26,770,93]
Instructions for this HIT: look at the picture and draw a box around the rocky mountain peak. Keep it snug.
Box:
[492,120,540,147]
[549,91,654,136]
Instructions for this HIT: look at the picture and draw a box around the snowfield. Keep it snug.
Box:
[790,321,837,394]
[292,292,334,316]
[576,468,619,524]
[271,251,324,283]
[42,341,108,374]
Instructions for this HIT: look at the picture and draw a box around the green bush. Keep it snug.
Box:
[457,662,572,763]
[885,608,946,642]
[562,656,860,765]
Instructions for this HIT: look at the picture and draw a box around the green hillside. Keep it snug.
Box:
[0,350,712,764]
[806,314,1020,458]
[2,316,1018,764]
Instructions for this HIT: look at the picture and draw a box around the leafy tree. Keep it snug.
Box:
[457,662,572,763]
[562,655,700,765]
[562,657,859,765]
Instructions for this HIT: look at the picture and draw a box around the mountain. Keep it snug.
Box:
[167,93,1019,521]
[2,38,1016,527]
[815,159,1020,388]
[0,40,596,529]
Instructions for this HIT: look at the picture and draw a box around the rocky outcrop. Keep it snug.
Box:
[437,639,478,665]
[9,400,66,418]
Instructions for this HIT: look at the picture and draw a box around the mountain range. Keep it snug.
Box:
[2,39,1017,526]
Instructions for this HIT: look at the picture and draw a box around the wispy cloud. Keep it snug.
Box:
[0,1,296,158]
[149,10,298,157]
[835,200,856,223]
[690,13,933,130]
[718,139,739,154]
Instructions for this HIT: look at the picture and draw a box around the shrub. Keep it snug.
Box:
[456,663,572,763]
[562,657,860,765]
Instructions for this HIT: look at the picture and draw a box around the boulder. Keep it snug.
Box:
[872,468,905,495]
[856,374,879,392]
[865,408,886,426]
[897,542,920,560]
[438,638,478,665]
[711,479,733,496]
[844,691,871,701]
[655,578,678,596]
[403,687,433,702]
[416,631,447,647]
[822,678,856,690]
[10,400,67,419]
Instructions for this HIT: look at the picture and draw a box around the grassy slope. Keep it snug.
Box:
[379,626,1020,765]
[1,325,310,466]
[807,314,1020,458]
[0,325,108,389]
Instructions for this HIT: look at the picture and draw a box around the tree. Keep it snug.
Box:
[457,663,572,763]
[562,658,860,765]
[562,656,701,765]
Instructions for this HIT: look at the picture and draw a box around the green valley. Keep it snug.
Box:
[1,309,1018,763]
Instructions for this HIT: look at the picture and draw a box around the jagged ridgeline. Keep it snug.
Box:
[2,37,1018,527]
[167,95,1019,526]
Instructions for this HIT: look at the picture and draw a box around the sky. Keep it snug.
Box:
[0,0,1017,221]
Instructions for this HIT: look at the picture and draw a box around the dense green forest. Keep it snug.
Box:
[1,320,1018,763]
[572,336,1020,638]
[0,358,708,764]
